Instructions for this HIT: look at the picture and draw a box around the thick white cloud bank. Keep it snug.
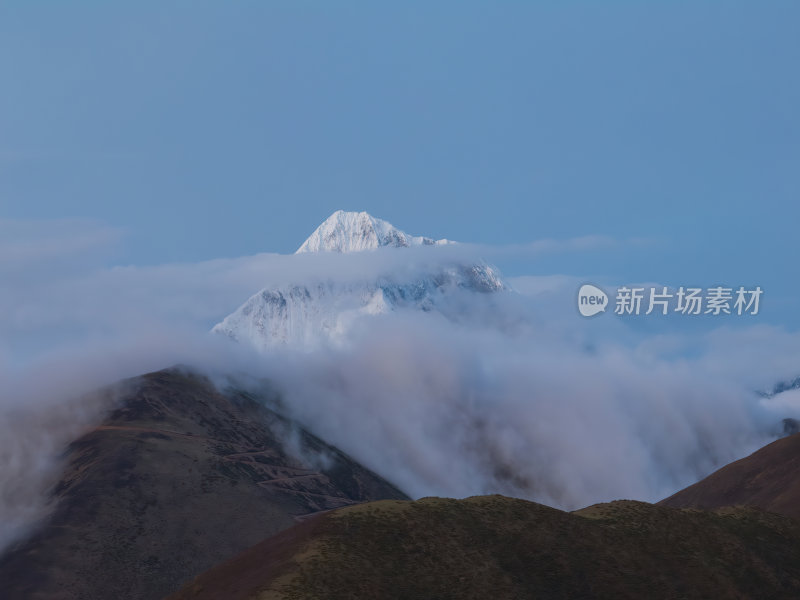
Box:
[1,218,799,553]
[254,312,796,508]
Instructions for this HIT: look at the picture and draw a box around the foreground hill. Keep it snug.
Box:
[0,369,407,600]
[659,432,800,519]
[168,495,800,600]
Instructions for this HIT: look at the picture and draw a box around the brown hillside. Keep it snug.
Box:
[659,433,800,519]
[0,368,407,600]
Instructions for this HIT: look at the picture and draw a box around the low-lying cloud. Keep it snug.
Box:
[1,218,799,555]
[251,308,799,510]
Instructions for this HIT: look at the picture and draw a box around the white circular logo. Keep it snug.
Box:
[578,284,608,317]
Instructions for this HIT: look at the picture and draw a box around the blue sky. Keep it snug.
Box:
[5,4,800,531]
[1,2,798,327]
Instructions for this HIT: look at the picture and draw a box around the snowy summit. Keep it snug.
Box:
[213,210,504,350]
[296,210,451,254]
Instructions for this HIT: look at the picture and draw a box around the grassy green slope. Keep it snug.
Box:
[170,495,800,600]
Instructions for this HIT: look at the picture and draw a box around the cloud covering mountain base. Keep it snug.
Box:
[2,216,800,556]
[245,310,788,510]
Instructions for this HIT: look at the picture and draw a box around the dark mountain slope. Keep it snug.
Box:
[0,368,407,600]
[659,432,800,519]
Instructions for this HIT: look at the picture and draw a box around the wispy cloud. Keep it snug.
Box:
[0,218,122,271]
[467,234,653,260]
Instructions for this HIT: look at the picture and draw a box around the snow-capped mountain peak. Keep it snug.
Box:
[214,211,505,350]
[296,210,451,254]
